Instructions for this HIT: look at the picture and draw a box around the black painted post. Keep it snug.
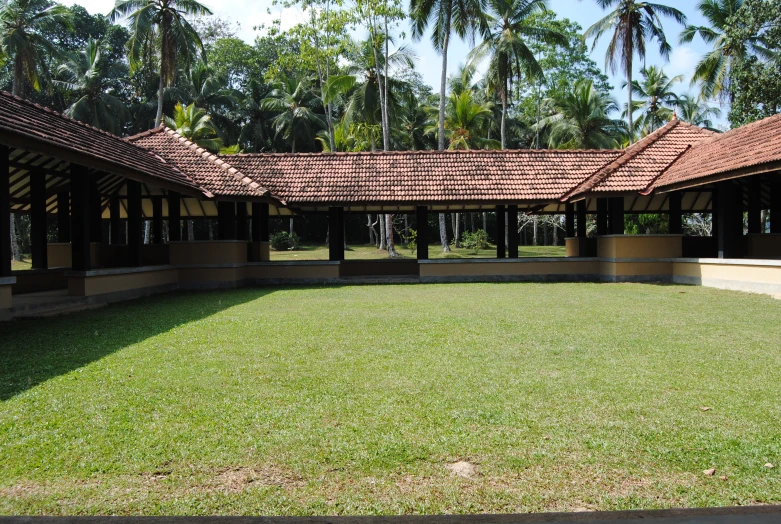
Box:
[57,190,70,243]
[127,180,143,267]
[152,197,163,244]
[236,202,249,241]
[109,197,124,244]
[168,191,181,242]
[217,202,237,240]
[669,191,683,235]
[748,177,762,234]
[30,170,48,269]
[716,182,742,259]
[576,201,587,238]
[496,205,506,258]
[772,182,781,234]
[416,206,429,260]
[507,205,519,258]
[609,197,624,235]
[89,179,102,244]
[0,146,11,277]
[596,198,608,236]
[328,207,344,261]
[565,203,575,238]
[252,202,269,242]
[70,165,91,271]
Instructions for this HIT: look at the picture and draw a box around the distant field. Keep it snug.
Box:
[270,243,565,261]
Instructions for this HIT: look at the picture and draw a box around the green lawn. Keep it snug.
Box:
[271,244,565,261]
[11,258,31,271]
[1,283,780,515]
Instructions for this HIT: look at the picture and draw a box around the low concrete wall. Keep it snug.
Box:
[170,241,248,265]
[747,234,781,260]
[12,269,68,294]
[248,261,340,284]
[599,260,674,283]
[673,258,781,296]
[178,266,249,289]
[598,235,682,259]
[47,243,72,268]
[67,266,179,298]
[0,278,14,310]
[420,258,600,282]
[248,242,271,262]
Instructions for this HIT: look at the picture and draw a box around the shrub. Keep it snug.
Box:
[270,231,300,251]
[460,229,490,253]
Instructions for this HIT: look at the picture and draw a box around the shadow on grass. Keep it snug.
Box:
[0,287,281,402]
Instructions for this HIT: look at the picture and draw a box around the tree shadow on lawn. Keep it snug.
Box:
[0,287,280,401]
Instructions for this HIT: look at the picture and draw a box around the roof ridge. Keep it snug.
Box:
[220,148,624,159]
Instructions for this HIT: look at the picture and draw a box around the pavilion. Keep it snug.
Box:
[1,90,780,319]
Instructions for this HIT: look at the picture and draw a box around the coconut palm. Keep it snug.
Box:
[468,0,566,148]
[625,65,682,135]
[410,0,488,151]
[55,38,128,135]
[676,94,722,130]
[261,76,325,154]
[427,90,500,150]
[536,80,627,149]
[110,0,212,127]
[165,102,223,152]
[583,0,686,140]
[0,0,72,96]
[680,0,771,102]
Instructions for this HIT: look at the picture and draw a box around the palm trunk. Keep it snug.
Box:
[533,217,538,246]
[439,213,450,252]
[382,15,391,151]
[11,61,22,262]
[482,212,487,232]
[10,215,20,261]
[500,79,507,150]
[454,213,461,248]
[386,214,398,257]
[378,214,386,250]
[627,59,634,143]
[438,4,452,151]
[155,74,165,127]
[289,218,294,236]
[187,220,194,241]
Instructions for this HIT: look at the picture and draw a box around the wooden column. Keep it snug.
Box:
[89,179,102,244]
[152,197,163,244]
[596,198,608,236]
[507,205,519,258]
[495,205,506,258]
[57,190,70,243]
[748,177,762,234]
[109,196,124,245]
[609,197,624,235]
[416,206,429,260]
[217,201,237,240]
[576,201,587,238]
[772,181,781,234]
[30,170,48,270]
[236,202,249,241]
[328,207,344,261]
[70,165,91,271]
[716,182,742,259]
[565,203,575,238]
[127,180,143,267]
[0,146,11,277]
[252,202,269,242]
[668,191,682,235]
[168,191,181,242]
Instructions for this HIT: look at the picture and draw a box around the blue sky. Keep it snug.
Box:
[66,0,725,125]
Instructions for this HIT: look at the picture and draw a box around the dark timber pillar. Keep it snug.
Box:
[328,207,344,261]
[70,165,91,271]
[716,182,742,259]
[609,197,624,235]
[507,205,519,258]
[127,180,143,267]
[668,191,683,235]
[168,192,181,242]
[596,198,608,236]
[217,202,237,240]
[496,205,506,258]
[152,197,163,244]
[748,177,762,234]
[772,181,781,234]
[416,206,429,260]
[30,170,48,269]
[109,196,123,245]
[252,202,269,242]
[565,203,575,238]
[57,190,70,243]
[89,179,102,244]
[576,201,587,238]
[0,146,11,277]
[236,202,249,241]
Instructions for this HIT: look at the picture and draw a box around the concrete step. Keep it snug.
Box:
[13,301,105,320]
[338,275,420,285]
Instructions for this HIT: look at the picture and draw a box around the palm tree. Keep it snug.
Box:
[583,0,686,140]
[676,94,722,130]
[468,0,566,148]
[110,0,212,127]
[626,65,682,135]
[427,90,501,150]
[55,38,129,135]
[536,79,627,149]
[410,0,487,152]
[680,0,769,102]
[164,102,223,151]
[261,76,325,154]
[0,0,72,96]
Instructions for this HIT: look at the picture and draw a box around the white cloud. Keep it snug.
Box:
[667,45,700,83]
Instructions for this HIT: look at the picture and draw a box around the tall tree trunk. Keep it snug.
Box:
[289,218,294,236]
[144,221,151,244]
[553,218,559,245]
[10,215,20,261]
[454,213,461,248]
[404,215,409,244]
[482,212,487,231]
[386,214,398,257]
[439,214,450,252]
[187,220,194,241]
[382,15,391,152]
[626,58,634,143]
[533,217,538,246]
[500,78,507,150]
[438,3,452,151]
[470,212,476,233]
[367,214,376,245]
[208,221,214,240]
[11,61,22,261]
[505,211,509,249]
[155,74,165,127]
[378,214,386,250]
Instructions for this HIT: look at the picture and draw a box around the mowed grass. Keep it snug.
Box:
[10,258,31,271]
[1,283,780,515]
[271,244,565,261]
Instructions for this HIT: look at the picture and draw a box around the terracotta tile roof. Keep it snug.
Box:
[220,149,622,205]
[566,118,715,198]
[0,91,207,197]
[127,126,272,199]
[653,113,781,191]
